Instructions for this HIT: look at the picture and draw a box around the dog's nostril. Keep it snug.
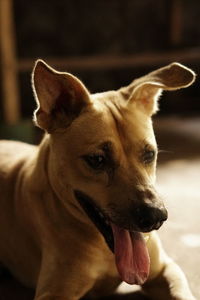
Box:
[140,216,154,229]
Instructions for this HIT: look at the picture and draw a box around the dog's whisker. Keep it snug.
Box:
[158,149,174,154]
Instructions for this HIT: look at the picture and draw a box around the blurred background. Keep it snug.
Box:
[0,0,199,299]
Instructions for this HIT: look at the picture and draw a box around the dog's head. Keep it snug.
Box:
[32,61,195,246]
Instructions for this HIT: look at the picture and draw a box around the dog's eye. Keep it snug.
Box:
[84,154,106,170]
[143,150,155,164]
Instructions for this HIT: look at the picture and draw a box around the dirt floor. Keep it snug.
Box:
[0,117,199,300]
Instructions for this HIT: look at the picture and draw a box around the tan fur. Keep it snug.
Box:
[0,61,196,300]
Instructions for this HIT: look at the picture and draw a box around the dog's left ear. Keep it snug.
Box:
[122,63,196,116]
[32,60,91,132]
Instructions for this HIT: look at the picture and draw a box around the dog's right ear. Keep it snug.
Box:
[32,60,91,132]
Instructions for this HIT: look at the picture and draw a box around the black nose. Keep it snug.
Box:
[135,204,168,232]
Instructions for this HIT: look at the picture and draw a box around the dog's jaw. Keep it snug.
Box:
[74,190,150,285]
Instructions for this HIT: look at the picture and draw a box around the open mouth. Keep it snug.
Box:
[74,190,150,286]
[74,190,114,252]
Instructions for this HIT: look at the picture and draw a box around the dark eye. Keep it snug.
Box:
[143,150,156,164]
[84,154,106,170]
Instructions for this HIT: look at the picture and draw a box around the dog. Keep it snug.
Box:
[0,60,196,300]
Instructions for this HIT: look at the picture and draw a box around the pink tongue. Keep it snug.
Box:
[111,223,150,285]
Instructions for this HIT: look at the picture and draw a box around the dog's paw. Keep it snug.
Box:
[171,295,196,300]
[174,298,196,300]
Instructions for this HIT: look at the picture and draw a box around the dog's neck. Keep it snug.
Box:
[26,134,50,190]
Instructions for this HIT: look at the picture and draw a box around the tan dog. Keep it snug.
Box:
[0,61,196,300]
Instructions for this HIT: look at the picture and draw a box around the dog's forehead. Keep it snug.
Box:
[88,91,156,149]
[92,91,154,129]
[62,90,156,162]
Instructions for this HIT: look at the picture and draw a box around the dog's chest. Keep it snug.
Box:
[86,248,120,298]
[87,257,120,298]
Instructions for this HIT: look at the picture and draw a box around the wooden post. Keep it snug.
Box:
[169,0,183,46]
[0,0,20,124]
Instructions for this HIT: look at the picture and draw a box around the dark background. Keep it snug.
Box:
[1,0,200,131]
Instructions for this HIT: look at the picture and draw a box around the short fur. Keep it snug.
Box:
[0,61,196,300]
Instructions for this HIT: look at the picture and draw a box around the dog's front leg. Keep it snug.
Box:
[34,257,95,300]
[35,275,94,300]
[142,232,196,300]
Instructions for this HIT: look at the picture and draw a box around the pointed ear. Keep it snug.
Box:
[121,63,196,116]
[32,60,91,132]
